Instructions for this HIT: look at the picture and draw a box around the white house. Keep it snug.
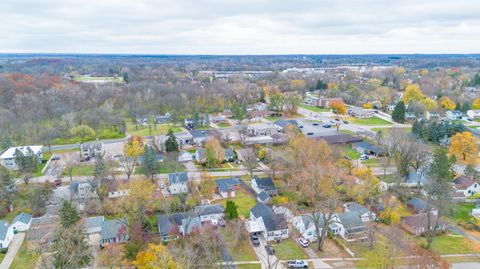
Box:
[251,176,278,196]
[195,204,225,225]
[453,176,480,197]
[446,110,463,120]
[467,110,480,119]
[0,145,43,170]
[11,213,32,232]
[168,172,189,194]
[293,213,324,241]
[0,221,14,249]
[247,203,289,242]
[177,151,193,162]
[329,212,368,243]
[215,177,240,198]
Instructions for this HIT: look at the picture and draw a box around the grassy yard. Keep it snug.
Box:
[361,158,380,167]
[414,233,480,255]
[272,238,308,260]
[347,116,392,126]
[378,174,396,183]
[371,127,411,133]
[448,203,477,223]
[126,123,182,137]
[236,265,261,269]
[63,164,95,176]
[135,162,186,174]
[53,127,124,145]
[217,122,231,128]
[341,145,360,159]
[300,104,330,113]
[215,188,256,218]
[265,115,282,122]
[220,228,258,262]
[9,241,40,269]
[0,253,4,264]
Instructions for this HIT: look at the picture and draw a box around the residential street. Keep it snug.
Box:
[0,233,25,269]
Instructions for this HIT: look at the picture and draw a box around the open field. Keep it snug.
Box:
[371,127,411,133]
[414,233,480,255]
[126,123,182,137]
[300,104,330,113]
[72,75,125,83]
[346,116,392,126]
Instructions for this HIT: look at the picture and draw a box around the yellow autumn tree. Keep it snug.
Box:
[421,69,429,77]
[403,84,425,104]
[205,137,224,167]
[330,99,347,116]
[327,82,338,90]
[123,136,145,160]
[473,98,480,109]
[440,97,456,110]
[362,102,372,109]
[134,243,178,269]
[449,132,478,162]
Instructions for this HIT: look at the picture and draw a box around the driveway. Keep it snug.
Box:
[0,232,25,269]
[253,237,284,269]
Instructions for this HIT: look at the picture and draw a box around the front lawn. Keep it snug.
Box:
[371,127,411,133]
[9,241,40,269]
[63,164,95,176]
[449,203,477,223]
[135,162,186,174]
[414,234,480,255]
[220,228,258,262]
[215,188,256,218]
[361,158,380,167]
[53,127,124,145]
[126,123,182,137]
[341,145,360,159]
[300,104,330,113]
[217,122,231,128]
[272,238,308,260]
[347,116,392,126]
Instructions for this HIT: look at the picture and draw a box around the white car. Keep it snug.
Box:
[287,260,308,268]
[359,154,369,160]
[298,237,309,248]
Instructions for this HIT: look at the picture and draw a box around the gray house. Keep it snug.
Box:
[247,203,289,241]
[168,172,189,194]
[100,219,129,246]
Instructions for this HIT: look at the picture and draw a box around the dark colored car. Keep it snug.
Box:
[322,124,331,128]
[265,244,275,255]
[343,120,349,124]
[250,234,260,247]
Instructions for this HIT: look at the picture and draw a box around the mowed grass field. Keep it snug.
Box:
[300,104,330,113]
[346,116,392,126]
[126,123,182,137]
[215,188,256,218]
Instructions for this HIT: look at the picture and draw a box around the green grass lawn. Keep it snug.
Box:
[449,203,477,222]
[9,240,40,269]
[371,127,411,133]
[265,116,282,122]
[272,238,308,260]
[215,188,256,218]
[361,158,380,167]
[0,253,4,264]
[378,174,397,183]
[414,234,480,255]
[341,145,360,159]
[220,228,258,262]
[217,122,231,128]
[236,265,261,269]
[300,104,330,113]
[73,75,125,83]
[135,162,186,174]
[347,116,392,126]
[63,164,95,176]
[53,127,124,145]
[126,123,182,137]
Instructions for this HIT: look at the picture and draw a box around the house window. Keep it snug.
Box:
[281,230,288,235]
[267,232,274,237]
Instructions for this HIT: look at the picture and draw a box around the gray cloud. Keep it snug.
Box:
[0,0,479,54]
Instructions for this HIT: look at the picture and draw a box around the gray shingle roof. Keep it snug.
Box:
[250,203,287,232]
[338,211,364,230]
[0,221,8,241]
[12,212,32,225]
[84,216,104,231]
[258,191,270,202]
[253,176,277,192]
[215,177,240,193]
[195,204,225,216]
[101,219,128,240]
[345,202,368,215]
[189,129,211,139]
[224,148,235,159]
[407,197,429,212]
[169,172,189,185]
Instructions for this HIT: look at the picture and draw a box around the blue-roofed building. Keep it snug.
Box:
[247,203,289,241]
[224,148,236,162]
[257,191,271,203]
[215,177,240,198]
[189,129,212,145]
[11,212,32,232]
[168,172,189,194]
[100,219,129,246]
[353,141,385,156]
[407,197,437,214]
[84,216,104,234]
[251,176,278,196]
[0,221,14,249]
[330,211,367,243]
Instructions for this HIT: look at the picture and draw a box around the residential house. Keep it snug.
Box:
[330,211,367,243]
[215,177,240,198]
[224,148,236,162]
[247,124,280,137]
[11,213,32,232]
[405,112,417,121]
[107,180,130,199]
[353,141,385,156]
[446,110,463,120]
[157,212,202,242]
[135,115,150,125]
[315,132,363,145]
[453,176,480,197]
[247,203,289,242]
[0,221,14,249]
[27,215,59,246]
[70,181,97,200]
[400,213,448,236]
[189,130,212,146]
[347,107,373,118]
[343,202,376,223]
[177,151,193,162]
[211,115,228,124]
[293,213,324,241]
[84,216,105,234]
[407,197,437,215]
[80,141,104,159]
[157,131,194,148]
[244,136,274,146]
[195,148,207,164]
[100,219,129,246]
[195,204,225,225]
[138,153,164,164]
[467,110,480,119]
[0,145,43,170]
[257,191,271,203]
[304,94,319,106]
[251,176,278,196]
[155,114,171,124]
[184,116,209,129]
[426,111,440,120]
[271,133,289,145]
[405,166,430,186]
[168,172,189,194]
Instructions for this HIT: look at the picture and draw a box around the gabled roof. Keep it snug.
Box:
[316,133,363,145]
[196,148,206,160]
[338,211,364,230]
[215,177,240,193]
[299,213,324,230]
[258,191,270,202]
[250,203,288,232]
[345,202,369,215]
[195,204,225,216]
[81,141,103,150]
[407,197,429,212]
[169,172,189,185]
[12,212,32,225]
[401,213,447,229]
[101,219,128,240]
[84,216,104,230]
[0,145,43,159]
[253,176,277,192]
[274,119,298,128]
[454,176,476,190]
[353,141,384,154]
[0,221,8,241]
[157,212,202,237]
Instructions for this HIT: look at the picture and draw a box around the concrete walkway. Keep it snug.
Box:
[0,233,25,269]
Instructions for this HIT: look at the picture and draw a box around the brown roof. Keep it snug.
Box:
[315,133,363,145]
[401,213,447,229]
[454,176,476,190]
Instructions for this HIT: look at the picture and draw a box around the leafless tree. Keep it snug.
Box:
[119,156,135,180]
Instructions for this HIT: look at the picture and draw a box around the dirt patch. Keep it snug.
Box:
[312,238,351,258]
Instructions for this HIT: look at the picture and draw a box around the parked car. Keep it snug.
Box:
[160,183,165,189]
[265,244,275,255]
[51,155,60,160]
[343,120,349,124]
[330,120,335,124]
[312,122,319,126]
[360,154,369,160]
[322,124,331,128]
[298,237,309,248]
[250,234,260,247]
[287,260,308,268]
[335,118,340,121]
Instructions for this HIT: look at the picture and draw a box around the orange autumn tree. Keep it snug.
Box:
[440,97,456,110]
[330,99,347,117]
[449,132,478,162]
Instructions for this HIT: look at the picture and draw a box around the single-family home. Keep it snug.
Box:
[343,202,376,223]
[244,136,274,146]
[155,114,171,124]
[195,204,225,225]
[157,212,202,242]
[257,191,271,203]
[405,112,417,121]
[330,211,367,243]
[80,141,104,159]
[274,119,298,131]
[100,219,129,246]
[210,115,228,124]
[0,221,14,249]
[70,181,97,200]
[175,132,195,145]
[426,111,440,120]
[353,141,385,157]
[168,172,189,194]
[467,110,480,120]
[184,116,209,129]
[293,213,324,241]
[195,148,207,164]
[453,176,480,197]
[107,180,130,199]
[348,107,373,118]
[84,216,105,234]
[446,110,463,120]
[11,213,32,232]
[215,177,240,198]
[251,176,278,196]
[189,130,212,146]
[177,151,193,162]
[400,213,448,236]
[27,216,59,246]
[0,145,43,170]
[315,132,363,145]
[247,124,280,137]
[247,203,289,242]
[135,115,150,125]
[407,197,437,215]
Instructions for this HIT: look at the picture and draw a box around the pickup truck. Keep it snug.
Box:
[287,260,308,268]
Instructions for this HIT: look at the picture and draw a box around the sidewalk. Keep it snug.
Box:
[0,233,25,269]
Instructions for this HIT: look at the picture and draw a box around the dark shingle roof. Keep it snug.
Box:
[101,219,128,240]
[274,119,298,128]
[169,172,189,185]
[354,141,384,154]
[316,133,363,145]
[253,176,277,192]
[454,176,476,189]
[189,129,211,139]
[250,203,287,232]
[407,197,429,212]
[195,204,225,216]
[215,177,240,192]
[338,211,364,230]
[345,202,368,215]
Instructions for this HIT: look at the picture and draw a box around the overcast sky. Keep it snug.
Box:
[0,0,479,54]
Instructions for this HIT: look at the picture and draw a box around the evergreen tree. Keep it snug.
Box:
[225,200,239,220]
[392,101,406,123]
[316,79,327,90]
[122,72,129,83]
[93,154,108,181]
[165,128,179,152]
[233,103,245,122]
[462,102,472,113]
[192,112,200,128]
[142,146,159,181]
[1,131,13,150]
[0,167,16,206]
[52,223,92,269]
[59,200,80,228]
